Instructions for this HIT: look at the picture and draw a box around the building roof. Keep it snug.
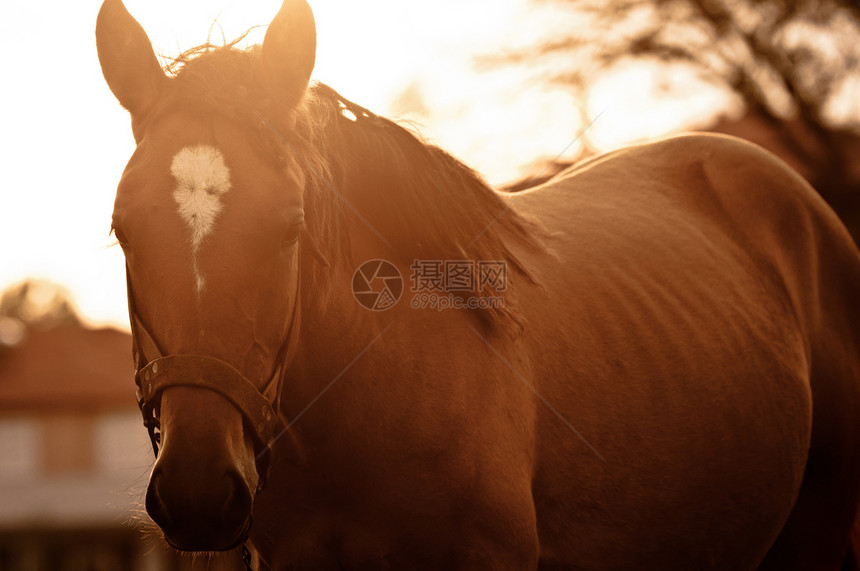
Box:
[0,323,135,412]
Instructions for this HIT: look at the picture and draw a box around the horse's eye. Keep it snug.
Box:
[283,216,304,244]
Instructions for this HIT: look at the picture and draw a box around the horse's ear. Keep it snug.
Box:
[262,0,316,110]
[96,0,166,116]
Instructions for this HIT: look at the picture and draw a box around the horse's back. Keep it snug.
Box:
[510,133,860,569]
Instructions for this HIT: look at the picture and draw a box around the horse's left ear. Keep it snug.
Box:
[262,0,316,110]
[96,0,166,116]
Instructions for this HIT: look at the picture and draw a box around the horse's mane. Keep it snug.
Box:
[153,42,545,328]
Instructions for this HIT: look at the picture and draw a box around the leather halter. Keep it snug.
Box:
[126,267,297,489]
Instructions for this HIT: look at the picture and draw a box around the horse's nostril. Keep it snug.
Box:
[145,469,173,530]
[223,470,254,528]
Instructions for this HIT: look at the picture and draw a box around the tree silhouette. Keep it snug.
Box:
[0,280,81,329]
[499,0,860,240]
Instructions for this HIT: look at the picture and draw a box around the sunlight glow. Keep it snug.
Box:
[1,0,738,328]
[585,59,743,150]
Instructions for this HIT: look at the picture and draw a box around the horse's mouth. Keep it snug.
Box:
[162,515,251,553]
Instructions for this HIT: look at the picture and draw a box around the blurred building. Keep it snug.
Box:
[0,316,242,570]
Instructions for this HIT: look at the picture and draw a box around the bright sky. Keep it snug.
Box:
[0,0,736,329]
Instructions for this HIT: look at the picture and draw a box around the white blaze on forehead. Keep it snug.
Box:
[170,145,232,292]
[171,145,232,247]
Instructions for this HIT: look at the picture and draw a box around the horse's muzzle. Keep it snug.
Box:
[146,466,253,551]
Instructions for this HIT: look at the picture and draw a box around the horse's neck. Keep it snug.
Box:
[296,240,381,345]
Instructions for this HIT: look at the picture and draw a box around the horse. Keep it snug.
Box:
[96,0,860,568]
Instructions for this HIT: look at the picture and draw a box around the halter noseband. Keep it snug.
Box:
[136,356,279,455]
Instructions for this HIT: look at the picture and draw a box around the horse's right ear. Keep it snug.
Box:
[96,0,166,116]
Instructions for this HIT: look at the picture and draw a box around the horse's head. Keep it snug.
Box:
[96,0,316,551]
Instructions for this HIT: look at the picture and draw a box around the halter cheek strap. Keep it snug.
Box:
[125,266,300,570]
[125,265,296,483]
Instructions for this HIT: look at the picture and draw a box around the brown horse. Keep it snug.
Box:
[96,0,860,568]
